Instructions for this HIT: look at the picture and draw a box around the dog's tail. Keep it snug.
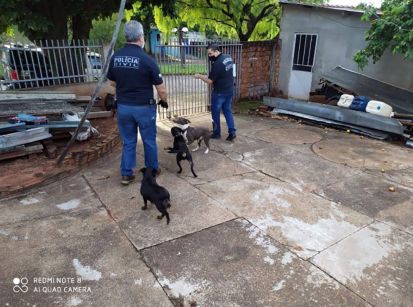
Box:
[163,198,171,209]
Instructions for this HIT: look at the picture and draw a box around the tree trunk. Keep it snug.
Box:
[179,29,186,66]
[238,32,250,42]
[72,15,92,40]
[143,21,152,54]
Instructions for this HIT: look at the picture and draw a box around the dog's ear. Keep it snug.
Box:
[139,167,146,174]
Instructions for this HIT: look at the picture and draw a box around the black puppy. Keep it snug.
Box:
[139,167,171,224]
[165,127,197,178]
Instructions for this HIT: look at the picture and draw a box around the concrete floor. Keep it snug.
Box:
[0,114,412,307]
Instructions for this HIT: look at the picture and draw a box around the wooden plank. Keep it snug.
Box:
[0,144,43,161]
[2,90,74,94]
[0,145,25,154]
[26,121,91,130]
[0,99,74,105]
[400,121,413,127]
[0,127,52,149]
[0,91,76,101]
[394,112,413,119]
[79,111,113,119]
[74,96,92,102]
[0,101,83,117]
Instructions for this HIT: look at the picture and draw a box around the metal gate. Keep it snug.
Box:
[0,40,104,91]
[154,40,242,120]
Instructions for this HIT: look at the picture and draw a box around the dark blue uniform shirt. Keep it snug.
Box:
[208,53,234,94]
[107,44,163,105]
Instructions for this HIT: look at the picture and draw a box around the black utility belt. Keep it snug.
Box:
[117,99,156,106]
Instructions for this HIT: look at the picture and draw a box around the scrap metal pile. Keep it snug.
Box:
[0,91,113,161]
[264,66,413,146]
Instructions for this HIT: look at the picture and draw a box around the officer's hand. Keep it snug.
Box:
[194,74,201,79]
[158,100,168,109]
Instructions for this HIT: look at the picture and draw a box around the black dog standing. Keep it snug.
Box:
[165,127,197,178]
[139,167,171,224]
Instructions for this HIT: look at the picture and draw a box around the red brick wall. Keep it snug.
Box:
[239,40,280,99]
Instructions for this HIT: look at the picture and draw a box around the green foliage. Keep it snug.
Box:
[298,0,328,4]
[159,63,207,75]
[154,0,280,41]
[89,15,126,50]
[0,0,125,40]
[153,6,181,41]
[354,0,413,69]
[0,26,14,43]
[90,2,170,52]
[129,2,157,53]
[234,100,263,114]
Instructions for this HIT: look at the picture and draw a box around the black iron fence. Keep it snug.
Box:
[1,39,243,121]
[154,40,242,120]
[0,40,104,91]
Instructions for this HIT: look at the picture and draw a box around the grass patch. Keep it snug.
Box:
[159,63,207,75]
[234,100,263,114]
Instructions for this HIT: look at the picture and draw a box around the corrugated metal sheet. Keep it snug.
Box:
[263,97,406,137]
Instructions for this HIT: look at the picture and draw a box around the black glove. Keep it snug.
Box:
[158,100,168,109]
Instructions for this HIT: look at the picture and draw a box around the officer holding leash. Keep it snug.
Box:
[107,20,168,185]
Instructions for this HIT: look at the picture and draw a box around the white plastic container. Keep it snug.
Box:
[366,100,393,117]
[337,94,354,108]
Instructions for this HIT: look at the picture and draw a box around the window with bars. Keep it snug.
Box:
[292,34,317,72]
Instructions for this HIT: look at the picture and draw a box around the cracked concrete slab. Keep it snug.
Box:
[83,163,236,250]
[158,147,254,185]
[366,167,413,189]
[235,116,298,136]
[242,146,362,193]
[0,210,173,307]
[254,127,323,145]
[197,172,372,259]
[2,112,412,306]
[212,135,275,162]
[161,115,296,140]
[376,202,413,235]
[0,176,101,226]
[142,219,367,307]
[318,172,413,232]
[311,221,413,307]
[155,123,255,182]
[312,137,413,171]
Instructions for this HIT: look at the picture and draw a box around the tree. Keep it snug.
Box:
[0,0,174,41]
[129,2,158,54]
[89,15,126,50]
[154,0,280,42]
[0,1,126,41]
[354,0,413,69]
[89,2,160,53]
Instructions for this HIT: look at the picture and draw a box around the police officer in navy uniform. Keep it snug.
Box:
[194,43,236,141]
[107,20,168,185]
